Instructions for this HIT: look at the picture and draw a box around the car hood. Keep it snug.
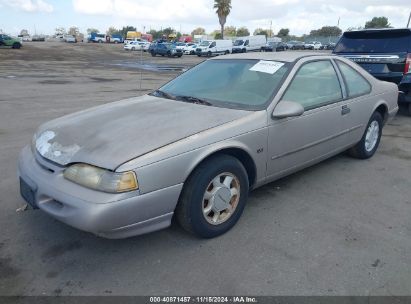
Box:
[35,95,251,170]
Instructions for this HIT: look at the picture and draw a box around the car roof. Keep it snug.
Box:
[344,27,411,34]
[211,51,330,63]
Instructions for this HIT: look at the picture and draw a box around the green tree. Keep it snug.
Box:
[86,28,99,34]
[365,16,391,29]
[309,26,342,37]
[119,26,137,38]
[214,32,223,39]
[162,27,174,37]
[214,0,232,39]
[106,26,121,36]
[254,28,269,37]
[55,27,66,36]
[236,27,250,37]
[277,28,289,37]
[68,26,80,36]
[224,26,237,37]
[148,29,161,40]
[191,27,206,36]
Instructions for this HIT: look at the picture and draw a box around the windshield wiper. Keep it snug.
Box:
[151,90,176,100]
[175,95,213,106]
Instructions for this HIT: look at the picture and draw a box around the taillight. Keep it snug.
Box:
[405,53,411,74]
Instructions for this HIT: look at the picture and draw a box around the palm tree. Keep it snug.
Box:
[214,0,232,39]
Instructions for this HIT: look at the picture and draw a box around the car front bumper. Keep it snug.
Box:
[18,146,183,239]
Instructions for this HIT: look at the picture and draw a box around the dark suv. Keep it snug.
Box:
[333,28,411,114]
[149,43,182,58]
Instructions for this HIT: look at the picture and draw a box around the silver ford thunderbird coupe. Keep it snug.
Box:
[18,52,398,239]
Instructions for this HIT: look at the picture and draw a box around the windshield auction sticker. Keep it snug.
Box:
[249,60,284,74]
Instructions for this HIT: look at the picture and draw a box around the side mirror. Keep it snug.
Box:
[272,101,304,119]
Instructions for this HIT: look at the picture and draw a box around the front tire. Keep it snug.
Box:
[175,155,249,238]
[348,111,383,159]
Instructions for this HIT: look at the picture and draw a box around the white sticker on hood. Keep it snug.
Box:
[249,60,284,74]
[35,131,80,165]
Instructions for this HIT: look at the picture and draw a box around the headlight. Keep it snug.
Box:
[63,163,138,193]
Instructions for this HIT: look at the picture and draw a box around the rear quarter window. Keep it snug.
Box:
[336,60,372,97]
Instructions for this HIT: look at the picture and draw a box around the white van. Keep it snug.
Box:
[196,40,232,57]
[232,35,267,53]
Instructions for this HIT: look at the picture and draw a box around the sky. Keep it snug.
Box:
[0,0,410,36]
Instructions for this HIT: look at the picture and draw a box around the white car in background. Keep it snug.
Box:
[124,41,146,51]
[184,44,198,55]
[141,41,151,52]
[64,35,76,43]
[304,41,322,50]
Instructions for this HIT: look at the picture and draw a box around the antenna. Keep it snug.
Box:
[407,11,411,28]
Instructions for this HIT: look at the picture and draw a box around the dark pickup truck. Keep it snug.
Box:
[333,28,411,114]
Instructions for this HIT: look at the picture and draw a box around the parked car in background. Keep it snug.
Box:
[142,41,151,52]
[150,43,183,57]
[64,35,76,43]
[176,42,195,53]
[196,40,232,57]
[124,41,142,51]
[0,34,22,49]
[19,52,398,239]
[304,41,322,50]
[184,44,198,55]
[111,34,124,44]
[323,42,336,50]
[333,28,411,114]
[174,42,187,51]
[287,41,305,50]
[32,35,46,42]
[263,41,288,52]
[88,32,106,43]
[232,35,267,53]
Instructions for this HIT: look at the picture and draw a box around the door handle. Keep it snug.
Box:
[341,105,351,116]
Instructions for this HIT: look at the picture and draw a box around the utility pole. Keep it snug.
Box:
[337,17,340,27]
[270,20,273,37]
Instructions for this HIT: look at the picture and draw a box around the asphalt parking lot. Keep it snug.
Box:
[0,42,410,296]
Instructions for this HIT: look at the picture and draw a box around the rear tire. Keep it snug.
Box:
[12,43,21,49]
[151,51,156,57]
[348,111,383,159]
[175,155,249,238]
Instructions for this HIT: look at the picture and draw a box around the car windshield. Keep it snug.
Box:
[200,41,210,46]
[156,59,290,110]
[234,40,244,46]
[334,30,411,53]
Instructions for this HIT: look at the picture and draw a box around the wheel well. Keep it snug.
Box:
[375,104,388,124]
[196,148,257,188]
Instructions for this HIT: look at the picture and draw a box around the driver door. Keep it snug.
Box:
[267,59,346,179]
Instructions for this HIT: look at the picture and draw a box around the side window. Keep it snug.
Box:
[282,60,342,110]
[336,60,371,97]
